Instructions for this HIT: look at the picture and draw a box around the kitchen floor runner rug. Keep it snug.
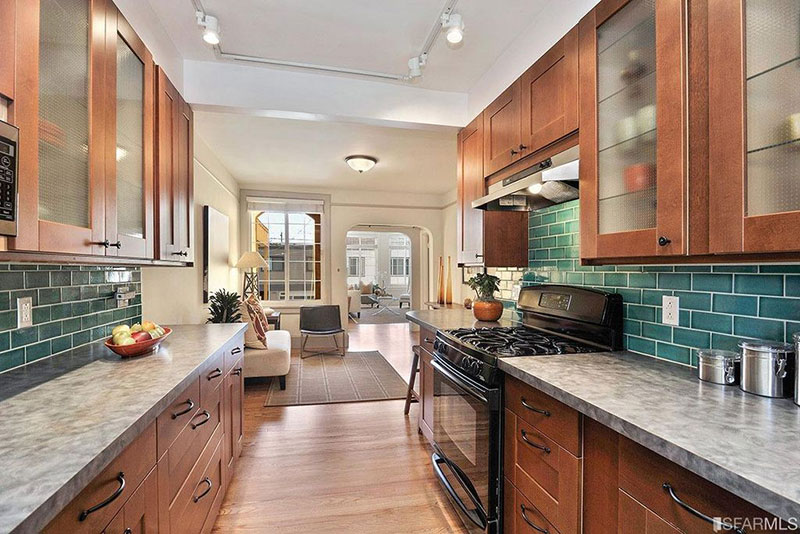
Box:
[264,350,409,406]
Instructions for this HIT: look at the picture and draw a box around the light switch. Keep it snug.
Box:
[17,296,32,329]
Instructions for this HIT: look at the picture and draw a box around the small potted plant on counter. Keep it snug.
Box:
[466,272,503,322]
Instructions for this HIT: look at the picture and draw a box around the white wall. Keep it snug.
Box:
[142,135,241,325]
[440,188,467,304]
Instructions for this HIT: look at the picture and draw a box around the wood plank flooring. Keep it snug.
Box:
[212,323,468,533]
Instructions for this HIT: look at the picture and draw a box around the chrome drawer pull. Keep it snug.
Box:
[191,410,211,429]
[193,477,213,503]
[662,482,745,534]
[520,505,549,533]
[520,429,551,454]
[233,367,242,376]
[78,472,125,521]
[170,398,194,419]
[520,397,551,417]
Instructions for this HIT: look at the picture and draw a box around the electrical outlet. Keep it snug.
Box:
[662,295,679,326]
[17,296,32,328]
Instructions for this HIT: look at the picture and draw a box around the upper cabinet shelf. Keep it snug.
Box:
[0,0,192,265]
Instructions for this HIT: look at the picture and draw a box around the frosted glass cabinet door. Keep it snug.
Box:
[709,0,800,253]
[105,7,154,259]
[579,0,687,260]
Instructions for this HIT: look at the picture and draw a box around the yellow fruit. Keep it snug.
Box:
[113,331,132,345]
[111,324,130,336]
[118,337,136,346]
[130,323,142,333]
[141,321,156,332]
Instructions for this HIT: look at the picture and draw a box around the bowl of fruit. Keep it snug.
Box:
[105,321,171,358]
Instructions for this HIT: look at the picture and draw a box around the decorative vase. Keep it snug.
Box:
[445,256,453,304]
[437,257,445,304]
[472,299,503,322]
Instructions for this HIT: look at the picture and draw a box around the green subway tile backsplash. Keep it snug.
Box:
[0,264,141,373]
[524,200,800,366]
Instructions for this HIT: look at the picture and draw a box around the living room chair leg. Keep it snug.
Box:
[404,347,421,415]
[279,375,286,390]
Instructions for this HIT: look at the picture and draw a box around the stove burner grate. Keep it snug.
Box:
[446,326,598,357]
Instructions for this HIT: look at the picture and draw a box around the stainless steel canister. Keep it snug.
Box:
[794,333,800,406]
[697,349,740,386]
[739,340,795,398]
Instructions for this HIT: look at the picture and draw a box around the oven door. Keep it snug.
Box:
[431,355,500,534]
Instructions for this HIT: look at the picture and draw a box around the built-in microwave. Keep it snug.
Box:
[0,119,19,237]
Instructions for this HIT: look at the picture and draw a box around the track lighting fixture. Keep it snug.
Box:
[407,54,427,80]
[196,11,221,45]
[442,12,464,45]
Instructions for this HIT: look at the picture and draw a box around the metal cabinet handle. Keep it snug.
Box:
[207,367,222,380]
[233,367,242,376]
[520,504,549,533]
[662,482,745,534]
[191,410,211,429]
[231,347,242,355]
[94,240,111,248]
[658,236,672,247]
[193,477,213,503]
[110,241,122,249]
[124,529,132,534]
[520,397,551,417]
[171,250,188,257]
[78,472,125,521]
[510,148,519,156]
[171,398,195,419]
[519,144,528,151]
[520,429,551,454]
[424,338,434,344]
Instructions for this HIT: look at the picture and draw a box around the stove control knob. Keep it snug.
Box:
[433,339,443,353]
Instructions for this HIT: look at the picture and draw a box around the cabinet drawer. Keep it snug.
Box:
[160,382,222,507]
[506,375,581,456]
[222,342,243,376]
[506,410,581,534]
[166,425,224,534]
[157,378,201,457]
[507,483,560,534]
[619,489,681,534]
[103,466,158,534]
[419,327,436,354]
[44,423,157,534]
[200,350,225,404]
[618,436,778,533]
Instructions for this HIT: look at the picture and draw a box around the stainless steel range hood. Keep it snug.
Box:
[472,145,579,211]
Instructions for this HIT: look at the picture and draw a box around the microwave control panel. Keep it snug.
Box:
[0,120,18,236]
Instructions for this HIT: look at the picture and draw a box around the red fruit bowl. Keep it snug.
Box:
[105,327,172,358]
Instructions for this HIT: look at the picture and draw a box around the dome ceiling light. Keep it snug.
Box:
[345,155,378,173]
[196,11,221,45]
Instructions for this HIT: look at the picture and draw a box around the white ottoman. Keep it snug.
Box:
[244,330,292,389]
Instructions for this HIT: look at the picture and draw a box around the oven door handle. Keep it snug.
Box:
[432,452,488,530]
[430,357,490,403]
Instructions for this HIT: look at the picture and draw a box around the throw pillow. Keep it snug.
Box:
[360,282,373,295]
[242,295,269,349]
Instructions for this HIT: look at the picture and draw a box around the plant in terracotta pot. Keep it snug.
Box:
[466,273,503,322]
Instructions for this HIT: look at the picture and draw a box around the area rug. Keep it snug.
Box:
[264,351,409,406]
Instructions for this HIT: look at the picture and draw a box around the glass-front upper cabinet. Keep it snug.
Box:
[105,5,154,259]
[579,0,687,260]
[709,0,800,254]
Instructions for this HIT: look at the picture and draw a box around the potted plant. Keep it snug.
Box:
[207,289,243,323]
[466,273,503,322]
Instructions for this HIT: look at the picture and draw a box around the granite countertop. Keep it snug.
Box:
[0,323,247,534]
[405,307,520,330]
[406,307,800,521]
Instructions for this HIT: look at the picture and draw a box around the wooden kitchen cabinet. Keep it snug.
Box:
[483,81,522,177]
[579,0,688,260]
[0,0,15,101]
[104,467,159,534]
[708,0,800,254]
[156,67,194,263]
[519,26,579,156]
[457,114,528,268]
[222,352,244,476]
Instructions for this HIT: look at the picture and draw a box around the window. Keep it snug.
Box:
[250,197,324,302]
[390,257,409,276]
[348,256,365,277]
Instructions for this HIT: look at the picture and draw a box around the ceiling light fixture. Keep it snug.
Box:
[196,11,221,45]
[407,54,427,80]
[345,155,378,173]
[442,12,464,45]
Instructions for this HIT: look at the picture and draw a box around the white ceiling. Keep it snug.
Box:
[195,112,458,194]
[147,0,549,92]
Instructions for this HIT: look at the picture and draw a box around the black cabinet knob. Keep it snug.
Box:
[658,236,672,247]
[510,148,519,156]
[519,144,528,151]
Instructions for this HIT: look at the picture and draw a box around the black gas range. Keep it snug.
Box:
[429,285,623,534]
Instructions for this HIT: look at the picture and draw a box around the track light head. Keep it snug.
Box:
[442,12,464,45]
[196,12,221,46]
[407,55,425,79]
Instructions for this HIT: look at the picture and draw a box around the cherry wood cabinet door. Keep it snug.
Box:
[0,0,14,101]
[10,0,108,255]
[104,5,154,259]
[708,0,800,253]
[156,68,194,262]
[483,80,522,177]
[618,490,682,534]
[579,0,687,260]
[519,26,579,154]
[457,114,484,265]
[103,468,158,534]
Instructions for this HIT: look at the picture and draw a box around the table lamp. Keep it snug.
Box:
[236,251,268,299]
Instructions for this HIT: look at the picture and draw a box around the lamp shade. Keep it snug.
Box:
[236,251,268,270]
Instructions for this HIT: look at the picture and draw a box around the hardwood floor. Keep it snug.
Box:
[213,322,468,533]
